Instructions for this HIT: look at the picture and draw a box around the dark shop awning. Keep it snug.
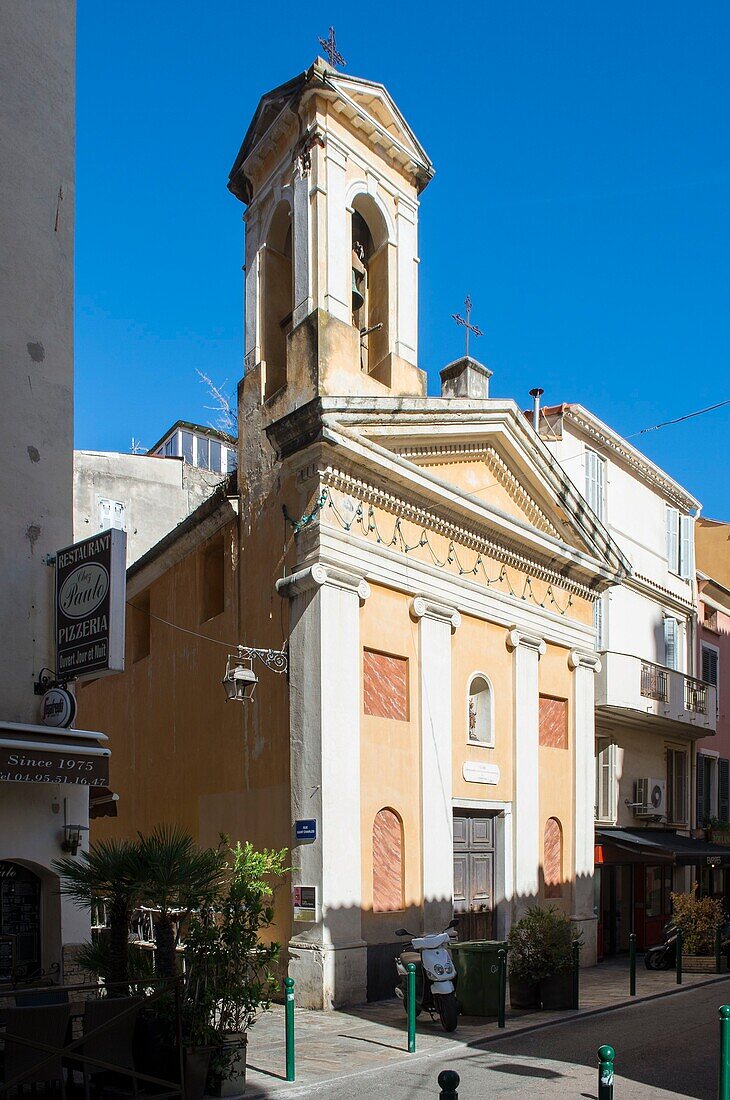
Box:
[596,828,730,866]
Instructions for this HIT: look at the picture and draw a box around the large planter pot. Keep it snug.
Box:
[185,1046,215,1100]
[682,954,729,974]
[540,970,574,1010]
[207,1033,248,1096]
[508,973,540,1010]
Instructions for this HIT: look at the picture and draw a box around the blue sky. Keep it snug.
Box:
[76,1,730,516]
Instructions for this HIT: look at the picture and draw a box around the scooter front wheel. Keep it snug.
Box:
[435,992,459,1032]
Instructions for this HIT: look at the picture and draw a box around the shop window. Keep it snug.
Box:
[130,589,151,663]
[543,818,563,899]
[467,675,493,746]
[539,695,568,749]
[363,650,408,720]
[666,747,688,825]
[646,866,672,919]
[199,535,225,623]
[372,808,404,912]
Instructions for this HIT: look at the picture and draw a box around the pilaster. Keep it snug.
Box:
[506,627,545,912]
[395,196,418,364]
[324,136,349,324]
[568,647,602,965]
[411,596,461,931]
[277,564,370,1007]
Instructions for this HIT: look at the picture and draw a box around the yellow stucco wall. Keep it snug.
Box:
[538,642,574,913]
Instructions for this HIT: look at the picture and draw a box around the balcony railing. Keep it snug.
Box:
[640,661,669,703]
[684,676,709,715]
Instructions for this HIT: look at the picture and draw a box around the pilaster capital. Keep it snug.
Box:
[568,648,602,673]
[276,564,370,602]
[410,596,461,631]
[506,627,546,655]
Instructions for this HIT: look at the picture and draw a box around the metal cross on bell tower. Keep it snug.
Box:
[452,295,484,358]
[318,26,346,69]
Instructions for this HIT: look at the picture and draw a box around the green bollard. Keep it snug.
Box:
[572,941,580,1009]
[719,1006,730,1100]
[407,963,416,1053]
[598,1043,615,1100]
[676,928,683,985]
[629,933,636,996]
[497,948,507,1028]
[284,976,295,1081]
[438,1069,460,1098]
[717,927,723,975]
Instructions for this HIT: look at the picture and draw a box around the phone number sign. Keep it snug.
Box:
[0,748,109,786]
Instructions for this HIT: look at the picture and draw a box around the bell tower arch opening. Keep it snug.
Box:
[261,199,293,401]
[350,194,390,377]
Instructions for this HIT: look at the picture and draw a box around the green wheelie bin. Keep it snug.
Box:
[451,940,508,1017]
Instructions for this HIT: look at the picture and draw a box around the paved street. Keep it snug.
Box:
[241,975,730,1099]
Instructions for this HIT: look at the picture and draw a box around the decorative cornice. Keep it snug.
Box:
[276,564,370,601]
[410,596,461,630]
[631,571,694,611]
[322,467,597,602]
[568,649,602,673]
[562,406,699,513]
[506,627,546,655]
[394,443,558,537]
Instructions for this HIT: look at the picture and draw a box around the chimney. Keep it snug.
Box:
[440,356,493,400]
[529,387,544,432]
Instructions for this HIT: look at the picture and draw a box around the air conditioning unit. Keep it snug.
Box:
[634,777,667,817]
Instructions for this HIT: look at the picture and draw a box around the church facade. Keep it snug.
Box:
[79,57,628,1008]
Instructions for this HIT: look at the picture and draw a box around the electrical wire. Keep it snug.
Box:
[626,398,730,438]
[126,601,240,651]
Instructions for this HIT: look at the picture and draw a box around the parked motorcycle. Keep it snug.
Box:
[645,915,730,970]
[394,920,459,1032]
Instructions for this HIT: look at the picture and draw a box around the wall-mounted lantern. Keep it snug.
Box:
[61,824,89,856]
[222,645,288,703]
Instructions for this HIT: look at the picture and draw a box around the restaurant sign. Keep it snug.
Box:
[55,528,126,680]
[0,746,109,786]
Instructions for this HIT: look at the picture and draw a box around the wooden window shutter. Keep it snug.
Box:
[719,759,730,823]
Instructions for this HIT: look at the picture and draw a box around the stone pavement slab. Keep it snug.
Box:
[228,959,730,1098]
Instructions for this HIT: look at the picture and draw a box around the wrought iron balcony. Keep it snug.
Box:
[597,652,716,735]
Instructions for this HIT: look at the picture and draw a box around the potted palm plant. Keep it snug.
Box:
[508,906,580,1010]
[507,909,543,1009]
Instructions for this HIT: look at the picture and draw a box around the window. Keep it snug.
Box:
[666,747,688,825]
[666,507,679,572]
[595,738,618,823]
[467,675,493,746]
[199,534,225,622]
[210,440,222,473]
[197,436,210,470]
[593,595,605,650]
[719,759,730,823]
[697,753,717,827]
[97,497,126,532]
[646,866,672,918]
[584,449,606,522]
[667,508,694,578]
[363,650,409,720]
[543,818,563,899]
[372,808,404,912]
[702,645,719,688]
[227,447,238,472]
[539,695,568,749]
[181,431,194,465]
[130,590,150,663]
[664,617,678,670]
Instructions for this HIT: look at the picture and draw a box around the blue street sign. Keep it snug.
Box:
[295,819,317,842]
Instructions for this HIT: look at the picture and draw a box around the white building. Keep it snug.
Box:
[537,400,719,956]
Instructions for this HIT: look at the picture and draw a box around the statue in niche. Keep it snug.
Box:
[468,697,478,741]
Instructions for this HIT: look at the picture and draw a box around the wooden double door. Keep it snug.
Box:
[453,812,496,940]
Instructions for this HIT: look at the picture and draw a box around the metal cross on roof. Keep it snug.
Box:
[318,26,346,69]
[452,295,484,358]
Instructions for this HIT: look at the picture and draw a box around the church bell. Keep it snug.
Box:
[351,268,365,313]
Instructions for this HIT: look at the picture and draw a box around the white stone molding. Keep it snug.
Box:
[324,134,349,324]
[568,648,602,673]
[506,627,546,655]
[276,563,370,602]
[410,596,461,631]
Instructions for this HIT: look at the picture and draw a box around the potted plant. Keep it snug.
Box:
[183,840,288,1095]
[671,884,726,974]
[507,909,543,1009]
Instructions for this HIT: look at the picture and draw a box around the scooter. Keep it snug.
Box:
[645,915,730,970]
[394,920,459,1032]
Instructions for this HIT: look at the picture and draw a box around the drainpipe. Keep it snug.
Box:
[529,388,544,433]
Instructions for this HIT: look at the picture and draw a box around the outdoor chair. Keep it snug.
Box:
[79,996,142,1100]
[14,989,69,1008]
[1,1002,71,1096]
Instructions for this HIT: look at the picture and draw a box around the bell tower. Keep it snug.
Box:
[228,57,433,424]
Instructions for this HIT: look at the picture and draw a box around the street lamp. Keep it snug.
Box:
[222,645,288,703]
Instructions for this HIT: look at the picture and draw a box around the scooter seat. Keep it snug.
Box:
[400,951,421,966]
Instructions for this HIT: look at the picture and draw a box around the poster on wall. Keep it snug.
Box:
[55,528,126,680]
